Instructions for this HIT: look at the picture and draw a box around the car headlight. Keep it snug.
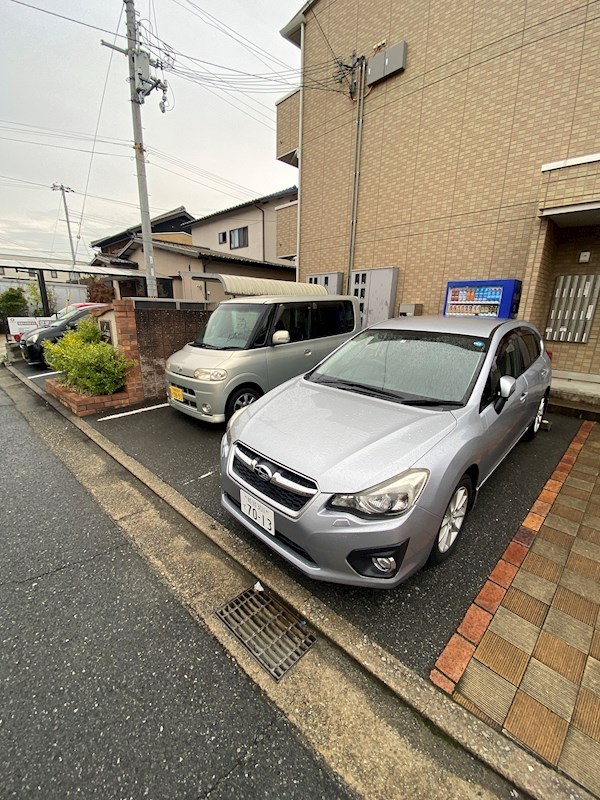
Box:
[330,469,429,516]
[225,406,250,446]
[29,332,40,344]
[194,368,228,381]
[166,360,172,371]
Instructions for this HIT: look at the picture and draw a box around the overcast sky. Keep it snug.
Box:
[1,0,301,262]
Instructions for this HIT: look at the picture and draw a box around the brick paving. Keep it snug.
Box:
[431,421,600,797]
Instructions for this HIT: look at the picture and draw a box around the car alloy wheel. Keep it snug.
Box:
[429,475,472,565]
[524,395,547,440]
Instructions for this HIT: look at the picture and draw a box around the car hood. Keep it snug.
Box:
[232,378,457,493]
[167,343,234,377]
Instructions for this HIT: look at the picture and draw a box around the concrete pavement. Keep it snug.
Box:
[3,360,597,799]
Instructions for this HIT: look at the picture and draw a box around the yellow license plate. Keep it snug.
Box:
[170,385,184,402]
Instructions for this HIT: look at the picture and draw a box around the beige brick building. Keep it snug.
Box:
[278,0,600,377]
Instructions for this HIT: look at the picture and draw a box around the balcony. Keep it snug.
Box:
[276,89,300,167]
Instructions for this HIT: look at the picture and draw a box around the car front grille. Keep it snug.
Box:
[232,442,318,514]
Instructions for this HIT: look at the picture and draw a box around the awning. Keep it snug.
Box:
[539,201,600,228]
[186,272,327,297]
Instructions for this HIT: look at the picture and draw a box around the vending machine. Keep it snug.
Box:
[443,279,522,319]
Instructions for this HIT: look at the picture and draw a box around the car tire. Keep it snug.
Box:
[225,386,262,420]
[523,395,547,441]
[428,475,472,566]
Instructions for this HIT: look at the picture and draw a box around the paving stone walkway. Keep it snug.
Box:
[431,420,600,797]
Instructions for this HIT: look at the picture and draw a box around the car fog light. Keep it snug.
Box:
[372,556,396,573]
[201,403,212,414]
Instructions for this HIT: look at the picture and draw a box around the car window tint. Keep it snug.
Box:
[482,332,525,406]
[521,332,541,366]
[274,304,311,342]
[311,301,355,338]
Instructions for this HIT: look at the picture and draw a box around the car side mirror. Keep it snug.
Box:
[272,330,290,346]
[494,375,516,413]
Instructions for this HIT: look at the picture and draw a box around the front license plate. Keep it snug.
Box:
[170,385,184,402]
[240,489,275,535]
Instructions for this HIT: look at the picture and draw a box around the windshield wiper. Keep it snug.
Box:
[400,398,462,407]
[313,376,401,401]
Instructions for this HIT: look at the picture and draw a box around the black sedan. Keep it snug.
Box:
[19,304,108,366]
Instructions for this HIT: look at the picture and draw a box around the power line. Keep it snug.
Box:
[75,5,124,260]
[4,0,128,38]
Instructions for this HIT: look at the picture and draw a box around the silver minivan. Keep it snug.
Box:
[165,294,360,423]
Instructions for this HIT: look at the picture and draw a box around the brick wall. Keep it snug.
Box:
[295,0,600,371]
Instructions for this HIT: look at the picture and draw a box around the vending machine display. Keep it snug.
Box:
[444,279,522,319]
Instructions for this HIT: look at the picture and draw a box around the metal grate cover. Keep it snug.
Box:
[215,588,316,681]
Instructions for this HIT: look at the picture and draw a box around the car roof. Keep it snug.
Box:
[369,315,535,337]
[222,295,353,305]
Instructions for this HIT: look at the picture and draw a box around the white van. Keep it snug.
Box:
[165,294,360,423]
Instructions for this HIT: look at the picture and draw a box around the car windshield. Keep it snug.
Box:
[48,308,81,327]
[307,329,490,405]
[192,304,267,350]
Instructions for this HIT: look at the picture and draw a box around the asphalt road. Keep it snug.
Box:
[0,385,354,799]
[15,361,582,677]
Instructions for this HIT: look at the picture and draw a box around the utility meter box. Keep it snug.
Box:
[307,272,344,295]
[350,267,398,327]
[398,303,423,317]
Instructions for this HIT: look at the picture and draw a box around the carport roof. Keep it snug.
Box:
[188,272,326,297]
[0,257,143,278]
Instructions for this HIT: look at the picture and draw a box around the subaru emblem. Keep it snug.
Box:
[254,463,273,482]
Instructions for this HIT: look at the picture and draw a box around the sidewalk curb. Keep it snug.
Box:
[5,363,594,800]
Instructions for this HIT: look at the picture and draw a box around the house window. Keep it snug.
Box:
[50,270,58,278]
[218,231,227,244]
[230,226,248,249]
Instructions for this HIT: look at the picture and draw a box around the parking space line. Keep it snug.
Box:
[97,403,169,421]
[29,371,62,379]
[182,469,217,485]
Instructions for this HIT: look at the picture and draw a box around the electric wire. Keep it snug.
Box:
[4,0,128,39]
[74,5,124,260]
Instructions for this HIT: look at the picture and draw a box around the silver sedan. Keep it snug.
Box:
[220,316,551,588]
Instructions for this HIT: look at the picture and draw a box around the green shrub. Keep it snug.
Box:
[44,318,132,396]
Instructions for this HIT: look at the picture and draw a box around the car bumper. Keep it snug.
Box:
[165,371,226,424]
[20,341,43,363]
[220,437,443,588]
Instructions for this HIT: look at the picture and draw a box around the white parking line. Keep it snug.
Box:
[182,469,217,485]
[29,371,62,379]
[97,403,169,421]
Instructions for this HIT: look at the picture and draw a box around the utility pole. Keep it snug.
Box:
[51,183,77,310]
[102,0,168,298]
[51,183,76,266]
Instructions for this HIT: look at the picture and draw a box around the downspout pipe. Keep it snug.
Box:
[346,57,367,294]
[295,18,306,282]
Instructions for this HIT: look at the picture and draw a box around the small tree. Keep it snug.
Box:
[86,278,114,304]
[27,281,57,317]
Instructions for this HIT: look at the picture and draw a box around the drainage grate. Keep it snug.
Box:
[215,587,316,681]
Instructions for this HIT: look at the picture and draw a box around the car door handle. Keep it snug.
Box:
[520,392,528,403]
[540,369,548,378]
[304,348,312,356]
